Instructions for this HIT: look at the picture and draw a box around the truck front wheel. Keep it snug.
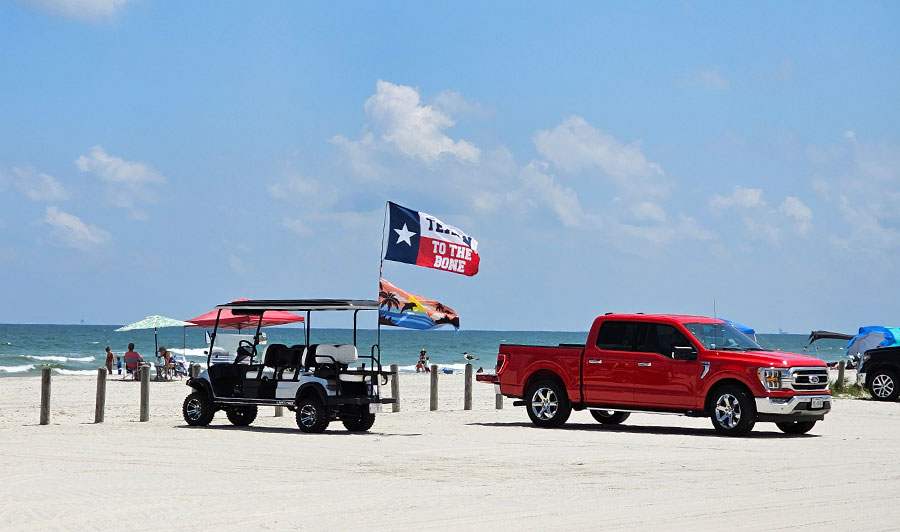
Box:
[590,410,630,425]
[525,380,571,428]
[709,385,756,436]
[776,420,816,434]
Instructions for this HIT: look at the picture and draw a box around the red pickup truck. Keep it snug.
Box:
[477,314,831,436]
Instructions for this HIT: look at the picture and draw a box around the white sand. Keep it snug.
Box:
[1,372,897,531]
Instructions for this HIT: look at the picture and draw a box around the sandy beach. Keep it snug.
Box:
[1,371,898,531]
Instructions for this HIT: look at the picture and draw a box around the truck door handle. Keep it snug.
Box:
[637,362,652,367]
[588,359,602,364]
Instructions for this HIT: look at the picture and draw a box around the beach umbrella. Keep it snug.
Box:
[185,299,304,331]
[115,315,193,360]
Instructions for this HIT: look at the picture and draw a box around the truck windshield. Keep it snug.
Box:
[683,322,764,351]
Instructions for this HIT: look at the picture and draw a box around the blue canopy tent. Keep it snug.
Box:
[723,319,756,340]
[846,326,900,357]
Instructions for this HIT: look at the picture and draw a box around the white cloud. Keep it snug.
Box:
[533,116,665,193]
[75,145,165,217]
[630,201,667,223]
[21,0,134,21]
[843,130,856,141]
[282,217,311,235]
[432,90,489,118]
[9,167,68,201]
[779,196,813,235]
[76,145,164,184]
[43,206,110,249]
[709,185,764,210]
[520,161,590,228]
[335,81,481,171]
[228,255,251,275]
[676,67,731,90]
[709,185,813,242]
[267,176,339,206]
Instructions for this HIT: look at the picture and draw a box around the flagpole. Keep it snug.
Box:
[377,201,388,350]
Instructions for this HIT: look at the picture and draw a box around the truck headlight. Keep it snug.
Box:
[758,368,782,390]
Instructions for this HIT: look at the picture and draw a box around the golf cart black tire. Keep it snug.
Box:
[525,379,571,428]
[776,420,817,435]
[590,410,631,425]
[183,391,215,426]
[867,369,900,402]
[342,411,376,432]
[709,384,756,437]
[225,405,258,426]
[295,397,330,433]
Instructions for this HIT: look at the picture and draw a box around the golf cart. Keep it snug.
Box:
[183,299,393,433]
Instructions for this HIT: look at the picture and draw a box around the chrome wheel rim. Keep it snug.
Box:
[531,387,559,420]
[872,374,894,398]
[299,405,317,427]
[715,393,742,429]
[186,398,202,420]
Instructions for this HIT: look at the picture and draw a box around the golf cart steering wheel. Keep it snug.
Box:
[234,340,256,364]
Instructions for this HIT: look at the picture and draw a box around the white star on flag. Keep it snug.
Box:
[394,224,415,246]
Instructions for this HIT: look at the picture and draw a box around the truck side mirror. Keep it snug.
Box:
[672,346,698,361]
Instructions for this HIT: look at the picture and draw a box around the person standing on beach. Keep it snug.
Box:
[416,348,430,373]
[104,346,114,375]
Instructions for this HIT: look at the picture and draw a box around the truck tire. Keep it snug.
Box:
[590,410,630,425]
[776,420,816,435]
[868,369,899,401]
[709,384,756,436]
[225,405,258,426]
[296,396,330,433]
[183,391,215,426]
[525,379,571,428]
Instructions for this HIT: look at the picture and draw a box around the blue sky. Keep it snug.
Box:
[0,1,898,332]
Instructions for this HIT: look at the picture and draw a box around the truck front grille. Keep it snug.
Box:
[790,368,830,391]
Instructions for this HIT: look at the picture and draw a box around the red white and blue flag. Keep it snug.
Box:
[384,202,480,276]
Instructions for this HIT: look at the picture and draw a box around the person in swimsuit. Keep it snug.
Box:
[105,346,114,375]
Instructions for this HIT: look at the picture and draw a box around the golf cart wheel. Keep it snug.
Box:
[225,405,258,426]
[776,420,817,435]
[295,397,330,433]
[868,369,900,401]
[525,379,571,428]
[342,410,376,432]
[183,391,215,426]
[590,410,631,425]
[709,384,756,436]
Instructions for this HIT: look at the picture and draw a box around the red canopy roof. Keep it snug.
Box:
[186,299,304,330]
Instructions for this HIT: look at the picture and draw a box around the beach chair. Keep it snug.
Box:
[123,354,145,380]
[170,354,189,379]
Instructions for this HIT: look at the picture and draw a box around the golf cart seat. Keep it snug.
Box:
[303,344,358,366]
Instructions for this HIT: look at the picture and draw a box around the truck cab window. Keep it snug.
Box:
[639,324,692,358]
[596,321,641,351]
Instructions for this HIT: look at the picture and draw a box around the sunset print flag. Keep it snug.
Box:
[384,201,480,276]
[378,278,460,330]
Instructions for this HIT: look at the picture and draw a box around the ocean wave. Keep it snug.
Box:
[0,364,35,373]
[25,355,94,363]
[54,369,101,376]
[168,347,210,358]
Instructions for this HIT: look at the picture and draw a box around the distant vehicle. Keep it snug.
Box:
[478,314,831,436]
[183,299,393,433]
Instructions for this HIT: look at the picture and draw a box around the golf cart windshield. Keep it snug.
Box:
[683,321,765,351]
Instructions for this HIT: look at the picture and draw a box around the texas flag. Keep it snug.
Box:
[384,201,480,276]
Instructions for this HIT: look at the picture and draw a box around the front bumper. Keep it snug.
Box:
[754,394,831,422]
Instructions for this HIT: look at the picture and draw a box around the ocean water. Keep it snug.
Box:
[0,324,852,378]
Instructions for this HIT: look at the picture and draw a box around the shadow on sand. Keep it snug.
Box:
[174,424,421,437]
[467,421,819,439]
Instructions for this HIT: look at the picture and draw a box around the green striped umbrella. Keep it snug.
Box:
[115,315,193,359]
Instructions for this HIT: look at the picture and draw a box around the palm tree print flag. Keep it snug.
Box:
[378,278,460,330]
[384,201,480,276]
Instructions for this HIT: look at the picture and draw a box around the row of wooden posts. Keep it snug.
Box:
[38,362,503,425]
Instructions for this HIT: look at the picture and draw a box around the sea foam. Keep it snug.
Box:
[0,364,35,373]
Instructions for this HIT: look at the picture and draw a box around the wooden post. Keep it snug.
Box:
[430,364,438,411]
[94,367,106,423]
[190,364,200,378]
[390,364,400,412]
[39,366,51,425]
[495,392,504,409]
[837,360,846,386]
[274,406,284,417]
[139,365,150,422]
[464,363,473,410]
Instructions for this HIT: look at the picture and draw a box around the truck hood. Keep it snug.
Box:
[711,349,826,368]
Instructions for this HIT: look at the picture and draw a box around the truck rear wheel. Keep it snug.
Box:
[525,379,571,428]
[709,385,756,436]
[868,369,899,401]
[590,410,630,425]
[776,420,816,434]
